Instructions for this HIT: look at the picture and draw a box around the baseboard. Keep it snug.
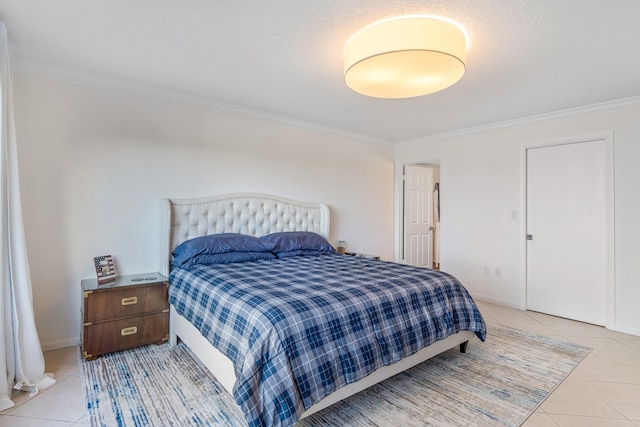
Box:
[41,337,80,352]
[614,324,640,337]
[472,296,640,337]
[469,293,521,310]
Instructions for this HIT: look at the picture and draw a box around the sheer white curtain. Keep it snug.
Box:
[433,183,440,268]
[0,21,55,411]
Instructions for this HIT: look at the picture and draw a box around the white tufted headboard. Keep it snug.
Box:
[160,193,330,277]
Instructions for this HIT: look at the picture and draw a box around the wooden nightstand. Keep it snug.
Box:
[81,272,169,360]
[345,252,381,260]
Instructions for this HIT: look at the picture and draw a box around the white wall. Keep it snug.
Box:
[13,71,395,350]
[395,106,640,336]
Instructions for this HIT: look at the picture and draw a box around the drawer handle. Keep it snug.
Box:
[121,296,138,306]
[121,326,138,336]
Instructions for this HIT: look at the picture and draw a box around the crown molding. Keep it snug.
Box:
[396,95,640,146]
[14,58,392,147]
[16,57,638,148]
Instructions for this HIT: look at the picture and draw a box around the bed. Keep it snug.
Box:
[161,193,486,427]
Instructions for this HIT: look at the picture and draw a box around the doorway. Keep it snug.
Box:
[524,136,614,327]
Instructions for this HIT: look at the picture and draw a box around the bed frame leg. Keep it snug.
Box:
[459,340,469,353]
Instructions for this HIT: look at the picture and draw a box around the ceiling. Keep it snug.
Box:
[1,0,639,142]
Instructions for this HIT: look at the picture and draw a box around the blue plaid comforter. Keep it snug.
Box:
[169,254,486,427]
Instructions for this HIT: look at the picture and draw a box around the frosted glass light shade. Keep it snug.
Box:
[344,17,466,98]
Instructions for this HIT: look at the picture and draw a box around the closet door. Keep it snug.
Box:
[526,140,606,325]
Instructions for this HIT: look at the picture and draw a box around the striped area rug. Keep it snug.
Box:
[80,326,590,427]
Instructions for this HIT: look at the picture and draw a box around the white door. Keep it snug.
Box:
[404,165,434,267]
[526,140,606,325]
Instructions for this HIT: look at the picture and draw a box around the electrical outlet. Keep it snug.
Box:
[483,265,490,275]
[495,267,502,277]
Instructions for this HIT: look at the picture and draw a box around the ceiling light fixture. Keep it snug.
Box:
[344,16,467,99]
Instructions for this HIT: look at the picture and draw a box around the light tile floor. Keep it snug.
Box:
[0,301,638,426]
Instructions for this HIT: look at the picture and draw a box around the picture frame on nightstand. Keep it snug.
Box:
[93,255,116,285]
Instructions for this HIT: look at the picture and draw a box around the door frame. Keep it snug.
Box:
[519,132,615,329]
[394,159,442,264]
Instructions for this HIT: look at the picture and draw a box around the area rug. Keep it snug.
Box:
[80,326,590,427]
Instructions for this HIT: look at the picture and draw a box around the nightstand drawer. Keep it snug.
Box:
[84,283,168,323]
[83,311,169,358]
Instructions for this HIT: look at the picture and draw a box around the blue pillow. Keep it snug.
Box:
[260,231,335,254]
[172,233,276,267]
[181,251,276,268]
